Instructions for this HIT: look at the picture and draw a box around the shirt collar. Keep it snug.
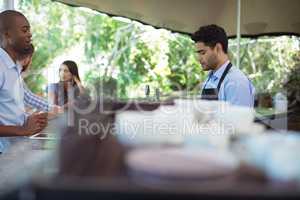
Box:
[0,47,18,69]
[210,60,230,81]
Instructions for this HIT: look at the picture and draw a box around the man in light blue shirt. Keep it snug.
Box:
[191,24,255,107]
[203,60,255,106]
[0,10,47,152]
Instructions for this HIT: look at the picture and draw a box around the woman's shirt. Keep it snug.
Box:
[47,82,80,106]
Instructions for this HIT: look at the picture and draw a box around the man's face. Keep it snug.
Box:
[195,42,218,71]
[6,15,32,55]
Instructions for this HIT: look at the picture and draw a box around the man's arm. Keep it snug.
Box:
[24,85,50,111]
[0,112,48,137]
[0,125,28,136]
[23,84,63,116]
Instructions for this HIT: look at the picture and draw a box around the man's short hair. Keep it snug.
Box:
[0,10,26,41]
[191,24,228,53]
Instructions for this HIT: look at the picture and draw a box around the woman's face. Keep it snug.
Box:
[59,64,73,82]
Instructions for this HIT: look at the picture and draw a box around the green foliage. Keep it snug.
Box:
[229,37,299,94]
[167,34,205,92]
[18,0,300,99]
[19,0,84,93]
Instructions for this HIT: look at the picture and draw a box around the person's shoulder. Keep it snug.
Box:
[222,66,252,89]
[0,58,7,72]
[51,82,60,86]
[48,82,59,87]
[227,66,249,81]
[47,82,60,91]
[0,49,5,64]
[0,64,4,73]
[0,60,7,80]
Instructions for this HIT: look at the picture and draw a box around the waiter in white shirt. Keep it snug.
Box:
[191,24,255,107]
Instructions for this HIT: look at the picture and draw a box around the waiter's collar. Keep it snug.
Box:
[210,60,230,81]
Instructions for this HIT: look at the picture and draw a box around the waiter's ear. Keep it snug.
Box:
[215,43,223,54]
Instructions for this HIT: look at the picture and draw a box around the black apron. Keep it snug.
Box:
[201,62,232,101]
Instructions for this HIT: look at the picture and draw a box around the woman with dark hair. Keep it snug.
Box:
[48,60,85,106]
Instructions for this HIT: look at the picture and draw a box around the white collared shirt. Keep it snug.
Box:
[202,60,255,107]
[0,48,27,152]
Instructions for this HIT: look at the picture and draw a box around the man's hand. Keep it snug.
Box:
[47,105,63,120]
[51,105,64,114]
[22,112,48,136]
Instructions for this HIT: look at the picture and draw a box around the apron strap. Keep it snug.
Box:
[201,62,232,99]
[217,62,232,91]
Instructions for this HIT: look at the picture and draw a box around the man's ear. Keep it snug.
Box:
[4,29,10,37]
[216,43,223,53]
[2,30,11,43]
[0,34,7,46]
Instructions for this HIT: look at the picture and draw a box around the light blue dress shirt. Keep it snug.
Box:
[0,48,27,152]
[202,60,255,107]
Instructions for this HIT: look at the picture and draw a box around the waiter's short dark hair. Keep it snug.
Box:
[191,24,228,53]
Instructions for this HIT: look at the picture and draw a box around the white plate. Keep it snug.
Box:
[29,133,57,140]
